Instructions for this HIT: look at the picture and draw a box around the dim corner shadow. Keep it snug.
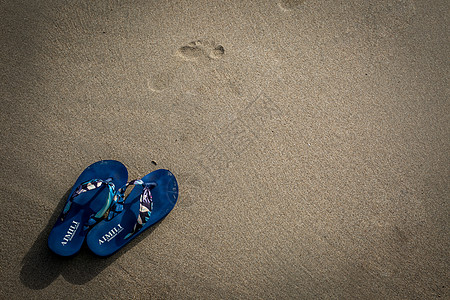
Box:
[20,189,161,289]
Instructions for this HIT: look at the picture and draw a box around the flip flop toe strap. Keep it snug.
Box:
[61,178,116,229]
[108,179,156,239]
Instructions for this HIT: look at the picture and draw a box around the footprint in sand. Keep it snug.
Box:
[177,40,225,61]
[278,0,305,11]
[147,71,173,93]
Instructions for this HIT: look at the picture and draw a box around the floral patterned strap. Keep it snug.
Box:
[61,179,115,229]
[108,179,156,239]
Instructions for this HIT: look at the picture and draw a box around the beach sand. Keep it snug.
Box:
[1,0,449,298]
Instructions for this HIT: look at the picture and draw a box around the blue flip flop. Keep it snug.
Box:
[48,160,128,256]
[86,169,178,256]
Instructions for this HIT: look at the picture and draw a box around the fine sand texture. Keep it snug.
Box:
[1,0,449,299]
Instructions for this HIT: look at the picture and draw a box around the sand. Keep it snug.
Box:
[1,0,449,298]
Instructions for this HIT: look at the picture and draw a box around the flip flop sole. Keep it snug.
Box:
[48,160,128,256]
[86,169,178,256]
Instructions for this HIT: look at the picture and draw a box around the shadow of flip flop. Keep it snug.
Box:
[20,188,162,288]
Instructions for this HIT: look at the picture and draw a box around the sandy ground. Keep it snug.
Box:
[1,0,449,298]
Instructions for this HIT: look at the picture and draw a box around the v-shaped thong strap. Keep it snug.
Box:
[108,179,157,239]
[61,178,116,229]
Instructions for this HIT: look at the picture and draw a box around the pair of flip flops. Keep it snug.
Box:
[47,160,178,257]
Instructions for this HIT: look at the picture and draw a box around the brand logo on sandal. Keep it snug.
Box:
[98,224,124,245]
[61,221,80,246]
